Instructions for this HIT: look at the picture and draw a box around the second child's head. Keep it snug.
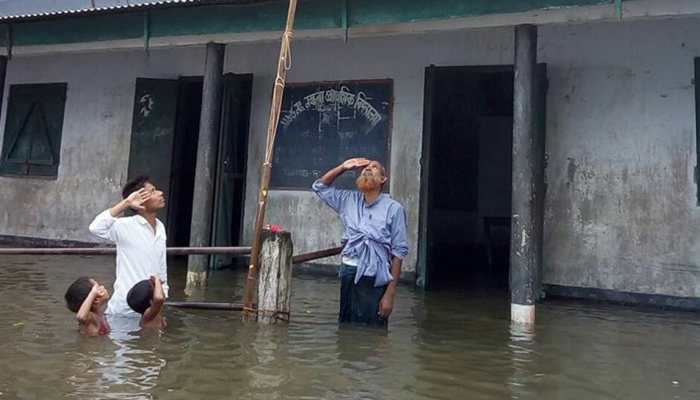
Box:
[127,278,155,314]
[64,277,109,313]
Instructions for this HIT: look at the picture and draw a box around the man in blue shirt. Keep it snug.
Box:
[313,158,409,327]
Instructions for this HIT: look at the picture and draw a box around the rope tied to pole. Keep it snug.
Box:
[268,30,295,156]
[282,31,293,71]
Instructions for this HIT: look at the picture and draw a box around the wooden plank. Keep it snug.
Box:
[0,245,344,260]
[292,246,341,264]
[276,232,294,322]
[257,230,293,324]
[167,301,244,310]
[0,246,251,256]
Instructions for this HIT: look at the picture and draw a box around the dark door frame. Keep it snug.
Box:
[210,73,254,268]
[417,64,546,291]
[167,76,203,246]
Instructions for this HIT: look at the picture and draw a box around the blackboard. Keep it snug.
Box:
[271,79,393,190]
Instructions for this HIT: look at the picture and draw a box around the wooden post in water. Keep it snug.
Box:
[242,0,299,319]
[257,229,293,324]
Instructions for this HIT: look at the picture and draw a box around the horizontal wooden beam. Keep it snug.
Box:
[167,301,244,310]
[292,246,342,264]
[0,245,343,261]
[0,246,252,255]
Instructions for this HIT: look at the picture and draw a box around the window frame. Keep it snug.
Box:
[0,82,68,179]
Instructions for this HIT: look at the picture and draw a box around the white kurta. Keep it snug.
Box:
[89,210,169,316]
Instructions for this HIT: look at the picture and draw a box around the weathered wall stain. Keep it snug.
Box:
[0,47,206,242]
[540,18,700,298]
[2,16,700,298]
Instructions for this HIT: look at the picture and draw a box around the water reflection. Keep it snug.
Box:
[66,316,167,399]
[246,325,290,398]
[508,322,536,400]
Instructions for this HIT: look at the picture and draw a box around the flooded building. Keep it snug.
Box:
[1,0,699,315]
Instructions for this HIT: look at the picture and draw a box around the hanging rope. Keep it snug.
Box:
[267,30,295,159]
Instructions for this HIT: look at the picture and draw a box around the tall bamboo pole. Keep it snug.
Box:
[242,0,298,318]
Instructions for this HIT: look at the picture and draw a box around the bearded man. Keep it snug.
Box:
[312,158,409,328]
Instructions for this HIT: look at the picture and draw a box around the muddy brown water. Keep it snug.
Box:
[0,255,698,399]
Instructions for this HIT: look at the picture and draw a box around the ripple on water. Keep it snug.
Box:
[0,256,699,399]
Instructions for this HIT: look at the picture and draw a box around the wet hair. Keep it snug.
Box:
[122,175,151,199]
[64,277,93,313]
[127,279,154,314]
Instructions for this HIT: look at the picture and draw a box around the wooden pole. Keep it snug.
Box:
[242,0,299,318]
[292,246,342,264]
[0,245,340,260]
[257,230,293,323]
[167,301,244,311]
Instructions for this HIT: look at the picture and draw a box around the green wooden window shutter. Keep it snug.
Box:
[0,83,67,178]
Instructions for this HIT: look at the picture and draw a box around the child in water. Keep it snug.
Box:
[127,276,167,329]
[64,277,111,336]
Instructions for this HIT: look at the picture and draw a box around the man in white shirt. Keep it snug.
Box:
[89,176,169,316]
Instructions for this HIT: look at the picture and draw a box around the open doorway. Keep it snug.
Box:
[211,74,253,269]
[167,78,203,247]
[126,77,202,247]
[126,75,252,257]
[419,66,514,291]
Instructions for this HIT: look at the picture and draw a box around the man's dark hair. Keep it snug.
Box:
[122,175,150,199]
[127,279,154,314]
[65,277,93,313]
[375,162,388,189]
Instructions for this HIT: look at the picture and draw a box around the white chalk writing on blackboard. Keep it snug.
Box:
[139,94,154,117]
[280,86,382,130]
[281,168,323,178]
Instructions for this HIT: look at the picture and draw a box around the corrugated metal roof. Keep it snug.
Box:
[0,0,265,22]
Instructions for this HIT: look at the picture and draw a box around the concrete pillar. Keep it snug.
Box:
[510,25,539,325]
[532,63,547,304]
[187,43,225,290]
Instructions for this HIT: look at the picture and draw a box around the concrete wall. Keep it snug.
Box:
[540,18,700,298]
[0,47,206,242]
[1,15,700,297]
[229,28,517,274]
[235,16,700,292]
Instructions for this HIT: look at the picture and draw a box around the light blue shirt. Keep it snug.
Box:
[312,180,410,287]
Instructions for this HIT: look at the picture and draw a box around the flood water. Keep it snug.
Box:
[0,255,699,399]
